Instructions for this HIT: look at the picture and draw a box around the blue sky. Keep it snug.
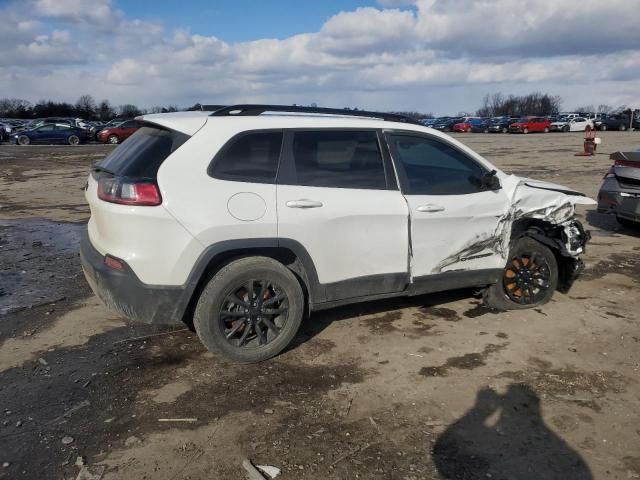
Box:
[122,0,384,42]
[1,0,639,115]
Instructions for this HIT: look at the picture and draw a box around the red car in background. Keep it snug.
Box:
[96,120,144,144]
[508,117,551,134]
[452,117,479,132]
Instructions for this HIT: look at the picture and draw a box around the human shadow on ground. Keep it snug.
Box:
[433,384,593,480]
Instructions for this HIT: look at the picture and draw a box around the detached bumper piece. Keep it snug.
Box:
[80,232,184,325]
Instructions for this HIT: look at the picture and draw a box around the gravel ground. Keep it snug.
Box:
[0,132,638,480]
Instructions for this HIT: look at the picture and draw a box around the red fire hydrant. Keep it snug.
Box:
[575,125,600,156]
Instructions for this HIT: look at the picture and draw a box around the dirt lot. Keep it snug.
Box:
[0,132,639,480]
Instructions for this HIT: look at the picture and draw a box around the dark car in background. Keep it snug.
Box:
[488,117,520,133]
[509,117,551,134]
[96,120,143,144]
[598,115,639,131]
[598,151,640,227]
[13,123,86,145]
[433,117,463,132]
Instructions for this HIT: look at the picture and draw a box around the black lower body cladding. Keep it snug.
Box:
[80,231,184,325]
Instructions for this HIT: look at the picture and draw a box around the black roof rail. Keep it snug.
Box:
[208,104,423,125]
[199,104,227,112]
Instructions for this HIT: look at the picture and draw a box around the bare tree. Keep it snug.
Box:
[75,94,97,119]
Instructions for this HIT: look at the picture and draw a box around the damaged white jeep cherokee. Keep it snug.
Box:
[81,105,593,363]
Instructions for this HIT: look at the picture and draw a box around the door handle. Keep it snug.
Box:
[286,199,324,209]
[417,204,445,213]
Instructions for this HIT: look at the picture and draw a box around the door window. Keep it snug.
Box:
[387,134,487,195]
[210,131,283,183]
[36,124,55,132]
[288,130,386,189]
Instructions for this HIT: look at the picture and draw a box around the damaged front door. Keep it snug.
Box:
[385,133,510,277]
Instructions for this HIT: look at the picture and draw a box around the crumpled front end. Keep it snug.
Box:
[432,175,594,291]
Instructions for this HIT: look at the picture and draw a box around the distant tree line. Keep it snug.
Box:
[476,93,563,117]
[1,94,633,121]
[0,95,180,120]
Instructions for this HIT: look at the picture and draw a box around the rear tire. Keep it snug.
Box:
[543,127,549,133]
[68,135,80,146]
[600,124,607,131]
[502,127,508,134]
[619,124,627,132]
[107,134,119,144]
[194,257,304,363]
[483,237,558,311]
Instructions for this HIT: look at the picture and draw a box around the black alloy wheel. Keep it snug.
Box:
[219,279,288,348]
[502,253,552,305]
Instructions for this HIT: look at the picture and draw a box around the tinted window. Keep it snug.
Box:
[55,124,71,130]
[387,135,487,195]
[37,124,55,132]
[290,130,386,189]
[211,131,282,183]
[97,126,190,179]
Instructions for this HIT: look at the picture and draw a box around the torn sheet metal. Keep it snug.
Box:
[432,175,595,273]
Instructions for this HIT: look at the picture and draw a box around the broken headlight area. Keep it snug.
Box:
[563,220,590,256]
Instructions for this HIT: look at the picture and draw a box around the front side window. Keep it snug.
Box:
[289,130,386,189]
[387,134,487,195]
[210,131,283,183]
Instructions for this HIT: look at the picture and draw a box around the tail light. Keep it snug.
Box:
[613,159,639,168]
[98,177,162,206]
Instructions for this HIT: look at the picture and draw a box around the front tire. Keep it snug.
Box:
[483,237,558,310]
[523,127,529,134]
[194,257,304,363]
[543,127,549,133]
[600,124,607,131]
[619,124,627,132]
[502,127,508,134]
[17,135,30,145]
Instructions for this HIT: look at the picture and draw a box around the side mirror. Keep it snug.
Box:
[483,170,501,191]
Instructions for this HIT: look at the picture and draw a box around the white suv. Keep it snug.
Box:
[81,105,593,362]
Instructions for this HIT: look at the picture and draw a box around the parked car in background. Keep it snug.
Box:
[598,151,640,227]
[488,117,519,133]
[0,122,12,142]
[421,118,437,127]
[469,118,491,133]
[96,120,144,144]
[13,123,86,145]
[550,117,594,132]
[91,118,125,140]
[509,117,551,134]
[592,113,609,130]
[434,117,463,132]
[598,115,639,131]
[452,117,482,133]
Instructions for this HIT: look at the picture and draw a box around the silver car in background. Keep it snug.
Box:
[597,151,640,227]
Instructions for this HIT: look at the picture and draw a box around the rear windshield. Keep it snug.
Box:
[97,126,190,179]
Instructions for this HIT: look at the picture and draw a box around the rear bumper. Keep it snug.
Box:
[80,231,185,325]
[597,185,640,223]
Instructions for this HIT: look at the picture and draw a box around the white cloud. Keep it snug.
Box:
[1,0,639,114]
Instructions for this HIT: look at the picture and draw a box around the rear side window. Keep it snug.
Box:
[289,130,386,189]
[97,126,189,179]
[387,134,487,195]
[210,131,283,183]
